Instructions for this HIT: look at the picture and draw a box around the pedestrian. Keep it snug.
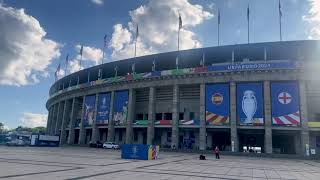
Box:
[214,146,220,159]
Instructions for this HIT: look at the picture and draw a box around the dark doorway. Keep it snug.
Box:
[212,131,231,151]
[238,130,264,153]
[74,129,79,144]
[272,134,296,154]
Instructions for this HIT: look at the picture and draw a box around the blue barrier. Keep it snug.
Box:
[121,144,159,160]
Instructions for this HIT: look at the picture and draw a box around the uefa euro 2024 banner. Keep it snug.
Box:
[83,95,96,126]
[271,81,300,126]
[113,90,129,126]
[96,93,111,125]
[237,83,264,125]
[205,84,230,125]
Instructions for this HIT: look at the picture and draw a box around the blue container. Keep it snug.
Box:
[121,144,148,160]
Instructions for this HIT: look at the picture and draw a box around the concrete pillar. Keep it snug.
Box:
[91,94,99,143]
[126,88,135,144]
[264,81,273,154]
[51,104,58,135]
[46,107,52,134]
[79,96,86,145]
[147,87,155,145]
[107,91,115,142]
[230,82,239,152]
[54,101,64,135]
[102,130,107,142]
[60,100,71,145]
[171,85,179,148]
[299,80,310,156]
[207,134,212,149]
[68,98,77,145]
[199,83,206,150]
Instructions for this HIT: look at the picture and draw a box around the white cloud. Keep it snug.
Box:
[304,0,320,39]
[0,4,61,86]
[19,113,47,128]
[91,0,104,6]
[75,44,103,66]
[68,59,82,74]
[109,0,213,60]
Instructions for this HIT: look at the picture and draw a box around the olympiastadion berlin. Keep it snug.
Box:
[46,40,320,156]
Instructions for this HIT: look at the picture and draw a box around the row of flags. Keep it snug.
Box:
[55,0,284,81]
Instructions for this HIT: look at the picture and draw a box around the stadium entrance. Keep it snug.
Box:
[154,128,171,148]
[238,129,264,153]
[207,129,230,151]
[179,128,199,150]
[272,130,298,154]
[98,128,108,142]
[133,127,147,144]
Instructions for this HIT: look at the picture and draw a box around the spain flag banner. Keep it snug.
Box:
[271,81,300,126]
[205,84,230,125]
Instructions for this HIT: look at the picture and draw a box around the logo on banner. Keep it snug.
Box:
[242,90,257,123]
[278,92,292,104]
[211,93,223,105]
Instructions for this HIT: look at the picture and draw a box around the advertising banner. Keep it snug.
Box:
[237,83,264,125]
[113,90,129,126]
[83,95,96,126]
[271,81,300,126]
[205,84,230,125]
[96,93,111,125]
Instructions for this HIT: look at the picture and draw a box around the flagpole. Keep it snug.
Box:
[218,8,220,46]
[247,4,250,44]
[279,0,282,41]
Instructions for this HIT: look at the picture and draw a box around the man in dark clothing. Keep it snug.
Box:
[214,146,220,159]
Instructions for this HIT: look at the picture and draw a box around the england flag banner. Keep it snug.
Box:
[237,83,264,126]
[271,82,300,126]
[205,84,230,125]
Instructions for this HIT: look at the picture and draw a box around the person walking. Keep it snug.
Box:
[214,146,220,159]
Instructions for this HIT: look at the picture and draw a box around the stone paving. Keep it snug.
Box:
[0,146,320,179]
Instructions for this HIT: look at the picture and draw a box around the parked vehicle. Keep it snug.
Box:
[6,139,26,146]
[103,142,120,149]
[89,141,103,148]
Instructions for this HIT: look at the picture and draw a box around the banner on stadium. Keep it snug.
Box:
[96,93,111,125]
[205,84,230,125]
[237,83,264,125]
[113,90,129,126]
[271,81,300,126]
[83,95,96,126]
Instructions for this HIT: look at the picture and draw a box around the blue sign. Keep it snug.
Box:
[237,83,264,125]
[208,61,299,72]
[271,81,300,126]
[205,84,230,125]
[121,144,148,160]
[83,95,96,126]
[96,93,111,125]
[113,90,129,126]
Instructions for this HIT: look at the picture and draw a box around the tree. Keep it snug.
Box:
[0,122,3,133]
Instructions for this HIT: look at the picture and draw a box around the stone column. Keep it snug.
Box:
[126,88,135,144]
[46,107,52,134]
[299,80,310,156]
[199,83,206,150]
[60,100,70,145]
[91,93,99,143]
[79,96,86,145]
[55,102,64,135]
[51,104,58,135]
[147,87,155,145]
[230,82,239,152]
[264,81,273,154]
[68,98,77,145]
[171,85,179,148]
[107,91,115,142]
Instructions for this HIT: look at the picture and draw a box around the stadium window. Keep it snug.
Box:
[179,113,184,120]
[156,113,162,120]
[314,113,320,122]
[134,132,138,141]
[136,114,143,120]
[143,114,148,120]
[165,113,172,120]
[189,112,195,120]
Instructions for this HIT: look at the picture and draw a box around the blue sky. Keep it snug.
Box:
[0,0,319,129]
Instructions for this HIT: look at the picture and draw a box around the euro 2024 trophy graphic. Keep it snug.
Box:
[242,90,257,124]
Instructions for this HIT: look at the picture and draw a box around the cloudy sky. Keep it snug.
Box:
[0,0,319,129]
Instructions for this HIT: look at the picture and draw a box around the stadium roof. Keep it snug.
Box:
[50,40,320,95]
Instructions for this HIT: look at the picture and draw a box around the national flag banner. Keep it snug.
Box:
[279,0,282,17]
[55,63,61,80]
[206,84,230,125]
[179,13,182,30]
[218,8,221,25]
[80,45,83,56]
[247,4,250,21]
[271,81,300,126]
[136,24,139,39]
[65,54,69,64]
[104,34,107,47]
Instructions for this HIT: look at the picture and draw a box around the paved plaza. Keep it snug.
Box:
[0,146,320,179]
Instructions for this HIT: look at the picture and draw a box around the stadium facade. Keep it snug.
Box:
[46,40,320,156]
